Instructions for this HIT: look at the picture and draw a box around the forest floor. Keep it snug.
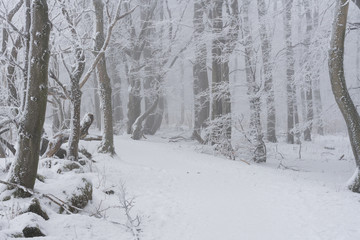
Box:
[1,131,360,239]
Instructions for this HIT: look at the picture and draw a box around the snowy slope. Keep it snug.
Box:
[1,134,360,239]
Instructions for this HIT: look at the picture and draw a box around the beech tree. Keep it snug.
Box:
[209,0,239,156]
[241,0,266,163]
[282,0,300,144]
[192,0,209,141]
[7,0,51,195]
[257,0,277,143]
[92,0,115,155]
[329,0,360,193]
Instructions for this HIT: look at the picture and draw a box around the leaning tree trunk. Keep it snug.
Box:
[7,0,51,195]
[257,0,277,143]
[93,0,115,155]
[329,0,360,193]
[192,0,209,140]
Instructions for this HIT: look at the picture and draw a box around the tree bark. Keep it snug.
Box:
[303,0,314,142]
[210,0,238,151]
[21,0,31,112]
[282,0,298,144]
[93,0,115,155]
[329,0,360,193]
[242,0,266,163]
[125,1,157,134]
[8,0,51,195]
[92,73,101,130]
[257,0,277,143]
[313,7,324,135]
[192,0,209,139]
[60,5,86,161]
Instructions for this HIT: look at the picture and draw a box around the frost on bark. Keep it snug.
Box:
[93,0,115,155]
[58,4,86,161]
[210,0,239,155]
[125,1,157,134]
[143,8,160,135]
[313,7,324,135]
[242,0,266,163]
[329,0,360,193]
[22,0,31,111]
[282,0,300,144]
[257,0,277,143]
[302,0,314,142]
[93,73,102,130]
[110,58,124,131]
[7,0,51,195]
[192,0,209,139]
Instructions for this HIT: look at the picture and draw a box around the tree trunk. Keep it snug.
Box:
[243,0,266,163]
[329,0,360,193]
[180,58,185,125]
[193,0,209,138]
[92,73,101,131]
[282,0,297,144]
[8,0,51,195]
[111,60,124,129]
[131,97,159,140]
[313,7,324,135]
[63,5,87,161]
[257,0,277,143]
[93,0,115,155]
[125,1,157,134]
[303,0,314,142]
[21,0,31,112]
[127,72,142,134]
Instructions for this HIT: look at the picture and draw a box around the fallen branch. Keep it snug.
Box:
[0,179,84,215]
[131,97,159,140]
[45,113,94,158]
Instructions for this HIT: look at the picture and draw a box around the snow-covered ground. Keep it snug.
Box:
[1,133,360,239]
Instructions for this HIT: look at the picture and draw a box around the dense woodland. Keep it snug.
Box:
[1,0,360,238]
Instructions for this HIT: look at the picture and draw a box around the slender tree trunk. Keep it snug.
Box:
[257,0,277,143]
[127,71,142,134]
[111,61,124,128]
[143,24,157,134]
[125,1,157,134]
[282,0,297,144]
[303,0,314,142]
[8,0,51,195]
[93,0,115,155]
[180,58,185,126]
[193,0,209,137]
[243,0,266,163]
[329,0,360,193]
[67,49,85,160]
[62,5,87,161]
[313,7,324,135]
[211,0,225,142]
[93,73,101,130]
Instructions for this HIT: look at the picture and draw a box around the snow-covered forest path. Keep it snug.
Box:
[92,136,360,240]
